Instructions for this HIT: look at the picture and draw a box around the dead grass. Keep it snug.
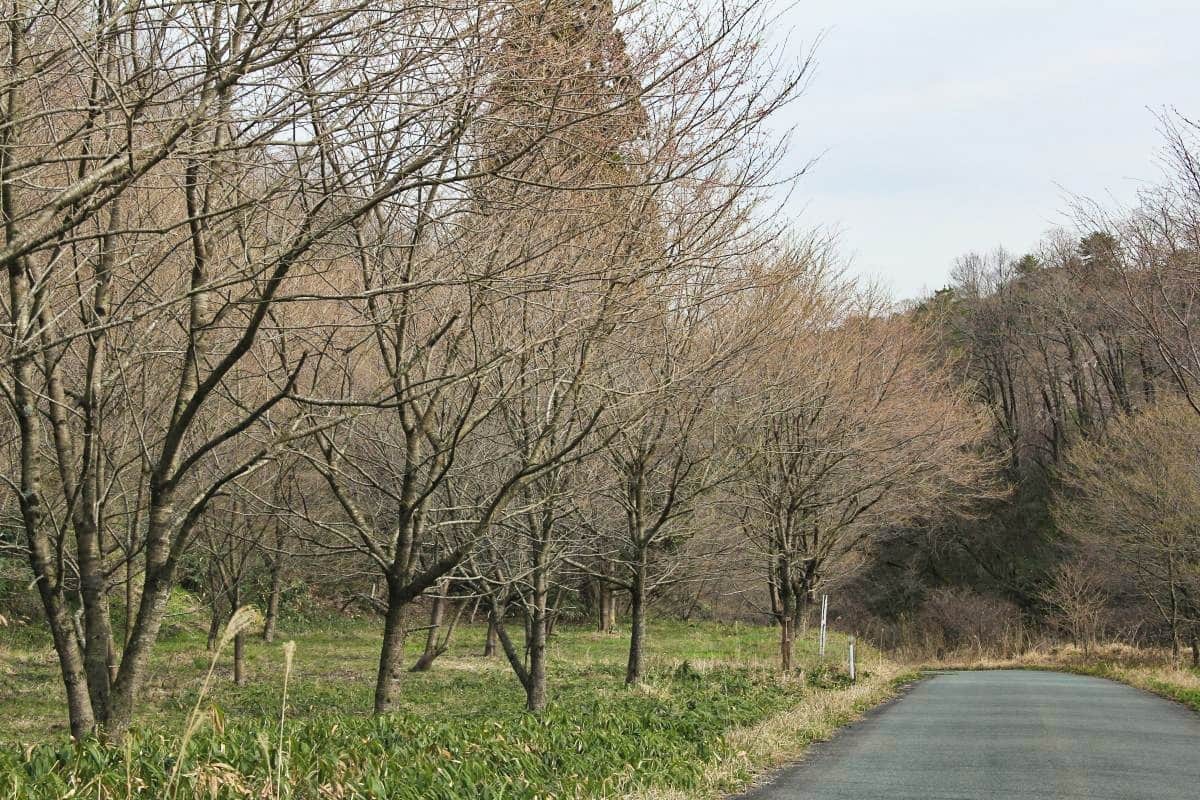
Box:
[918,640,1159,670]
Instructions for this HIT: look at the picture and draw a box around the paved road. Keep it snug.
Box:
[739,670,1200,800]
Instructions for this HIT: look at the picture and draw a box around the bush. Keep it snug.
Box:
[903,588,1027,659]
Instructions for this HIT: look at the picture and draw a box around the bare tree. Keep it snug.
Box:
[1054,397,1200,662]
[0,0,812,737]
[1082,113,1200,418]
[1042,560,1109,655]
[0,0,547,738]
[574,299,749,685]
[731,262,993,671]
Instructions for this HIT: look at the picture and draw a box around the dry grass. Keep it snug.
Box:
[918,640,1175,672]
[630,661,914,800]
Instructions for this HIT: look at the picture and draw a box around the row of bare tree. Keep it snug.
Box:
[0,0,992,740]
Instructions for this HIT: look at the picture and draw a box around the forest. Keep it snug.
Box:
[2,0,1200,797]
[868,128,1200,664]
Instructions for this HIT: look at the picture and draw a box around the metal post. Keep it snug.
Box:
[818,594,828,656]
[849,636,856,682]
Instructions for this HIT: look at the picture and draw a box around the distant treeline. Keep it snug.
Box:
[847,113,1200,663]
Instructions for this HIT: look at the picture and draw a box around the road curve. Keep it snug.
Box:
[739,669,1200,800]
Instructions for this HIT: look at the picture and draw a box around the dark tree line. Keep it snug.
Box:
[849,113,1200,661]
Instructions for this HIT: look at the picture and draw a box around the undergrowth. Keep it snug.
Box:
[2,669,761,798]
[1,617,895,799]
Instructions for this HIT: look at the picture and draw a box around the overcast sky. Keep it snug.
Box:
[773,1,1200,299]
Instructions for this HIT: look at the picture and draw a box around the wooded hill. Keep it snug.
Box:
[848,115,1200,663]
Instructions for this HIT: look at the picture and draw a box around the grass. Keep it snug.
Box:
[2,611,819,737]
[0,606,906,799]
[631,662,916,800]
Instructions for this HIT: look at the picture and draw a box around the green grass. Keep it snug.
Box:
[1,611,871,799]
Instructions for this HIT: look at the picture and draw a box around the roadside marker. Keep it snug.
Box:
[819,594,828,656]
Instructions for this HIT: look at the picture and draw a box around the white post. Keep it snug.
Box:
[849,636,856,682]
[818,594,828,656]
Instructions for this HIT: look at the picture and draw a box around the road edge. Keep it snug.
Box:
[922,654,1200,717]
[628,664,924,800]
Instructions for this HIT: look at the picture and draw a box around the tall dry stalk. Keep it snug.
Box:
[166,606,262,799]
[276,640,296,798]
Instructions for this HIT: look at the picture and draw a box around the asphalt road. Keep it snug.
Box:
[739,670,1200,800]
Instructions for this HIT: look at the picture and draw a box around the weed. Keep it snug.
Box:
[1,618,884,799]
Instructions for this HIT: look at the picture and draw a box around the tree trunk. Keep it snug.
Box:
[492,602,540,710]
[123,481,144,650]
[226,582,245,687]
[262,556,284,643]
[625,555,647,685]
[546,586,565,638]
[780,617,794,673]
[776,553,795,672]
[768,561,781,621]
[105,556,182,740]
[604,587,617,632]
[374,585,408,714]
[525,538,549,712]
[233,631,246,686]
[484,617,498,657]
[795,591,810,638]
[71,608,86,655]
[410,584,447,672]
[527,596,548,712]
[104,624,119,686]
[77,524,114,724]
[592,578,603,630]
[596,579,612,632]
[414,597,467,672]
[30,557,95,738]
[10,308,97,736]
[124,556,136,648]
[1169,558,1181,663]
[206,602,223,652]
